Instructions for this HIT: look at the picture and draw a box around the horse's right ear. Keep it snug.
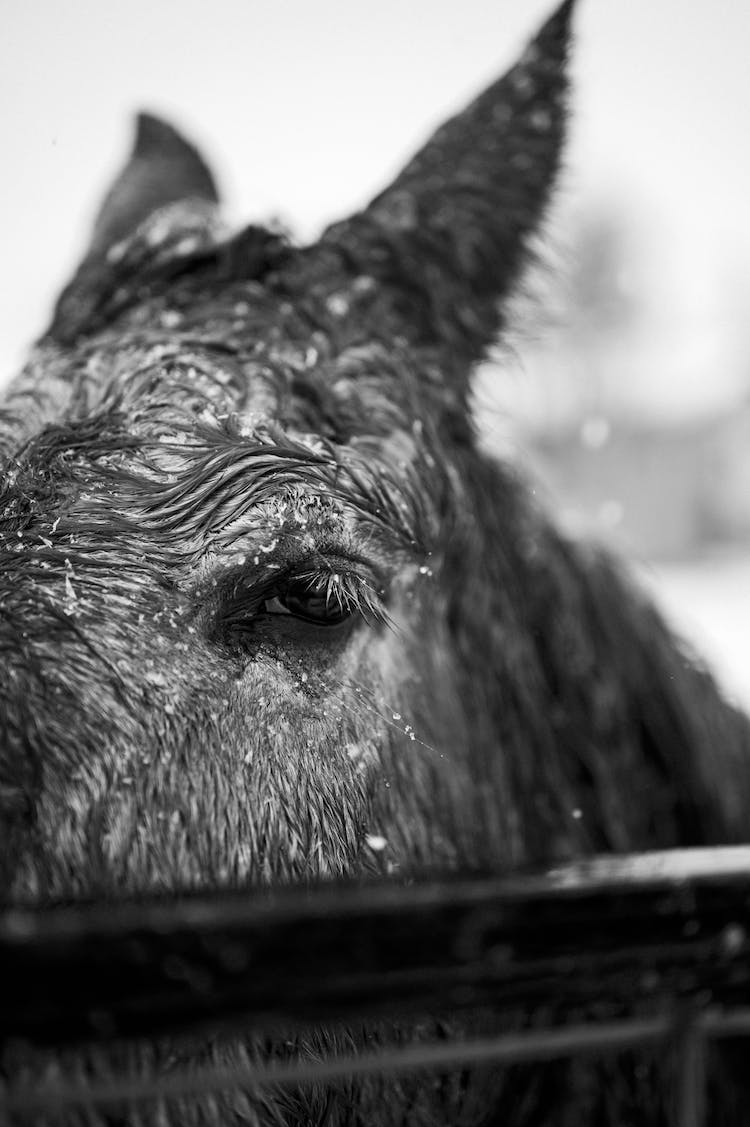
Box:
[318,0,575,379]
[87,112,219,259]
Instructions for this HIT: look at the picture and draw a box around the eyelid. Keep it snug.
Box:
[281,565,388,626]
[215,552,389,633]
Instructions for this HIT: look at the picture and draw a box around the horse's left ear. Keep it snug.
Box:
[87,112,219,259]
[321,0,575,364]
[49,113,221,342]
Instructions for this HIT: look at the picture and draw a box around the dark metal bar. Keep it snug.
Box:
[0,1014,688,1117]
[2,846,750,1048]
[5,1008,750,1118]
[674,1009,707,1127]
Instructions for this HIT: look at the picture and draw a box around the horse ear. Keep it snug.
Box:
[321,0,575,364]
[87,112,219,258]
[48,114,221,342]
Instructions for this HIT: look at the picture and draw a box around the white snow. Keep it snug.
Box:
[638,551,750,712]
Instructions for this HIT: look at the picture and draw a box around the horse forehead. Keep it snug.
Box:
[1,321,424,525]
[0,340,303,461]
[0,267,417,465]
[81,299,326,417]
[74,325,413,444]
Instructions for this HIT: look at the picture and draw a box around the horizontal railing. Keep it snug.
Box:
[3,846,750,1123]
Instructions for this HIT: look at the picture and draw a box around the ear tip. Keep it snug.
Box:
[511,0,576,92]
[130,110,220,204]
[538,0,578,45]
[555,0,577,19]
[133,111,189,156]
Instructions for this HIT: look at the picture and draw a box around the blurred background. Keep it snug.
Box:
[2,0,749,705]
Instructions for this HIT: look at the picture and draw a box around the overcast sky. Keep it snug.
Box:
[3,0,750,414]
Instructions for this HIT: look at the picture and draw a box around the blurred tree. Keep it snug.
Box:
[566,206,640,336]
[557,202,645,420]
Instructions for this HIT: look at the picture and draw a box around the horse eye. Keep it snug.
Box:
[267,576,353,626]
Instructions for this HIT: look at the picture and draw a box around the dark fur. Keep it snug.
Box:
[2,2,750,1122]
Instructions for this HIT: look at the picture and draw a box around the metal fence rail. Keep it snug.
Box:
[3,846,750,1124]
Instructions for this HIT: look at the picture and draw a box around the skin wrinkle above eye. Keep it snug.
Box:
[126,422,432,567]
[2,408,432,590]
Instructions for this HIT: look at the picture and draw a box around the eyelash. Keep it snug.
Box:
[273,567,386,624]
[217,560,388,634]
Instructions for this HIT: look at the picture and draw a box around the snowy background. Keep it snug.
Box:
[3,0,750,706]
